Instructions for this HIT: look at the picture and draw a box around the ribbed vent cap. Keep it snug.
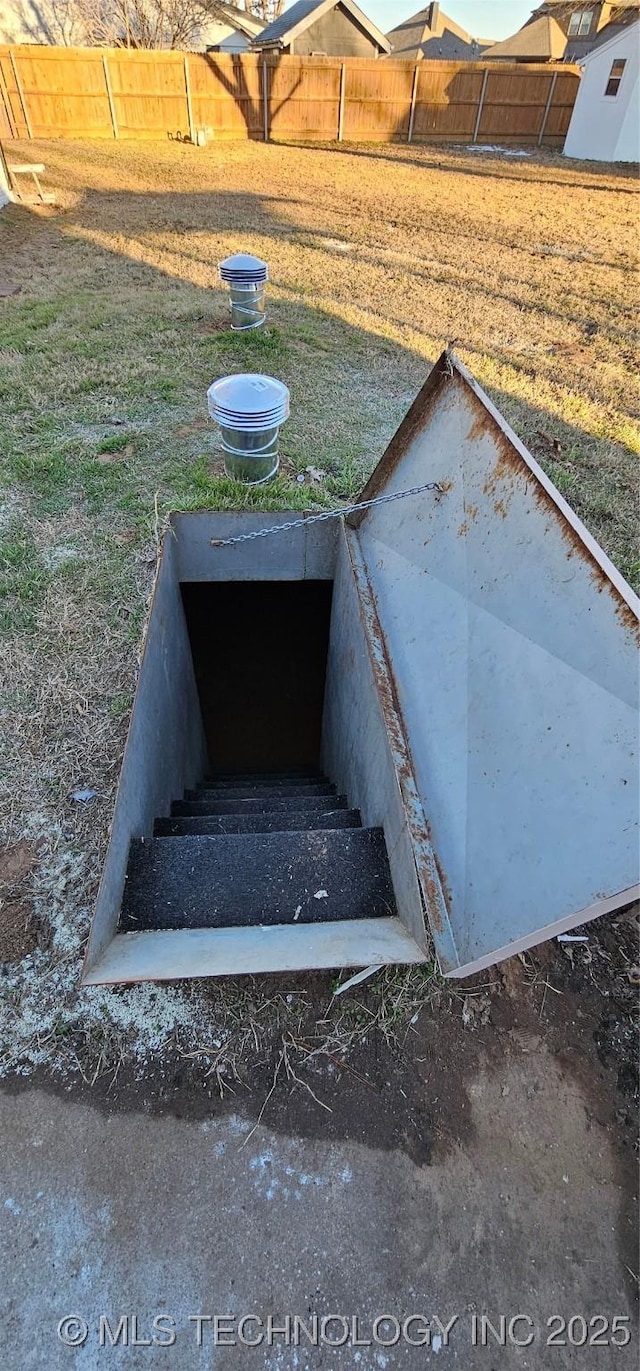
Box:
[218,253,269,284]
[207,374,289,430]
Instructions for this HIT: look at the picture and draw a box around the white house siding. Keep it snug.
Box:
[0,0,81,43]
[564,22,639,161]
[217,30,253,51]
[0,160,11,209]
[615,63,640,158]
[192,20,254,52]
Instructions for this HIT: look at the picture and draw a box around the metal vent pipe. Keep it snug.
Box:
[218,253,269,331]
[207,373,290,485]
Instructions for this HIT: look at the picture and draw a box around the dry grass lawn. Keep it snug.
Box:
[0,137,638,1080]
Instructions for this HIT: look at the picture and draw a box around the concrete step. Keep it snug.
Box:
[186,783,335,802]
[203,771,325,787]
[155,809,363,837]
[120,829,395,932]
[173,795,348,817]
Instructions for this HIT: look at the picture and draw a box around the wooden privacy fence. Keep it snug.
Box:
[0,46,580,147]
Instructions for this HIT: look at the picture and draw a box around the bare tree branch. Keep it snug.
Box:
[10,0,285,48]
[40,0,219,48]
[245,1,286,23]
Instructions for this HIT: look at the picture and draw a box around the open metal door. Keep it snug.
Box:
[348,351,639,977]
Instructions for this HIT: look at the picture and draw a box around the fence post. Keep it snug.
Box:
[184,55,195,143]
[472,66,489,144]
[8,50,32,139]
[407,63,419,143]
[337,62,346,141]
[102,55,118,138]
[0,61,17,138]
[538,70,558,146]
[262,58,269,142]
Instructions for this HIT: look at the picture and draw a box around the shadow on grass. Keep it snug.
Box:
[0,191,637,592]
[276,137,640,197]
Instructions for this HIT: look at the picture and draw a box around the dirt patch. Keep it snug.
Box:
[96,442,135,464]
[0,842,41,963]
[0,841,37,888]
[173,418,210,437]
[0,900,39,963]
[4,907,637,1179]
[195,315,232,335]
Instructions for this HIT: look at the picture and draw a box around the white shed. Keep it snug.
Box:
[0,145,12,210]
[564,20,639,162]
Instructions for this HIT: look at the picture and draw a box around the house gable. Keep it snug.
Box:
[290,4,383,56]
[254,0,390,54]
[386,3,491,61]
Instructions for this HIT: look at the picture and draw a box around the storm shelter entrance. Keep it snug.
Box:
[180,581,333,774]
[82,353,639,987]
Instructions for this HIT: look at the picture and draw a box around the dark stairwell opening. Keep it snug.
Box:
[180,580,334,773]
[117,575,397,933]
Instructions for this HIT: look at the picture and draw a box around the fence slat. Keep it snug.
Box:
[538,70,558,146]
[262,58,269,142]
[184,56,195,144]
[407,64,419,144]
[472,67,489,144]
[9,49,32,138]
[0,60,15,137]
[0,48,580,148]
[102,55,118,138]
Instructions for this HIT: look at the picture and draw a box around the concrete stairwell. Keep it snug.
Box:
[119,770,396,933]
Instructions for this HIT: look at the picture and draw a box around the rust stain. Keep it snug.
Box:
[528,479,640,642]
[346,353,455,528]
[415,853,447,933]
[465,410,495,446]
[465,394,528,499]
[482,442,522,498]
[615,598,640,640]
[433,852,453,917]
[457,521,468,538]
[464,390,639,644]
[353,552,450,935]
[466,503,479,522]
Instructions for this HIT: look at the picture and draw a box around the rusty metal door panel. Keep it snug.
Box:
[352,352,639,976]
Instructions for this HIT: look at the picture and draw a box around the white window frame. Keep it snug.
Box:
[568,8,594,37]
[604,57,627,98]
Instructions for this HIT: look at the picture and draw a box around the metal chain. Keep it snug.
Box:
[210,481,446,547]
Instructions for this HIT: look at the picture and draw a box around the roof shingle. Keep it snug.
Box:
[254,0,324,45]
[483,13,566,60]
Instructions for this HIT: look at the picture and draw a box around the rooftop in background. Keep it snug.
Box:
[253,0,391,54]
[386,2,493,61]
[482,12,567,60]
[483,0,640,62]
[210,3,267,35]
